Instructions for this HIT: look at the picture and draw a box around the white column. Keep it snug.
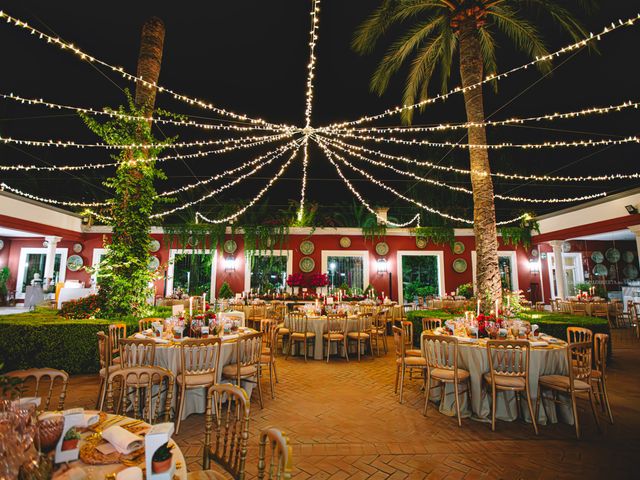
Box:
[549,240,567,300]
[628,225,640,265]
[43,235,62,287]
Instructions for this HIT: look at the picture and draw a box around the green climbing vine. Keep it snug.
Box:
[414,226,455,247]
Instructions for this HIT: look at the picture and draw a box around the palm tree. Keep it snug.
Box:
[353,0,594,309]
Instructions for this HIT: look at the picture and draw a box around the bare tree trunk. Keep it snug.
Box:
[458,16,502,311]
[135,17,165,118]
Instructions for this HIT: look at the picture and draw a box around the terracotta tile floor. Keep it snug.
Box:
[67,329,640,479]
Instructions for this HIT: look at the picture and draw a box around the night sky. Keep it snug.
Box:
[1,0,639,225]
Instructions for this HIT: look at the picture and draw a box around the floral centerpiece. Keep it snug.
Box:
[308,273,329,288]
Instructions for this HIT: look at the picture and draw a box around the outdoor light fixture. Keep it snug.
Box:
[377,258,388,274]
[625,204,639,215]
[224,257,236,272]
[329,262,336,271]
[529,258,540,274]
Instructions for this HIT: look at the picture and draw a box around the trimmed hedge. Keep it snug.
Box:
[406,309,611,351]
[0,307,170,374]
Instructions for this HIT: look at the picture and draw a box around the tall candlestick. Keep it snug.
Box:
[202,293,206,313]
[477,299,480,316]
[189,297,193,318]
[495,299,500,316]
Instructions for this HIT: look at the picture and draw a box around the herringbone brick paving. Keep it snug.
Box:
[67,329,640,479]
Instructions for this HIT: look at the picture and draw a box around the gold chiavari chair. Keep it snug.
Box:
[421,318,442,333]
[484,340,538,434]
[368,311,388,356]
[569,302,587,316]
[422,334,471,427]
[536,341,600,439]
[5,368,69,411]
[612,301,628,328]
[189,384,250,480]
[260,324,280,399]
[590,302,611,327]
[139,317,164,333]
[591,333,613,424]
[105,366,174,424]
[222,332,264,408]
[392,326,426,404]
[347,314,373,361]
[260,319,277,354]
[118,338,156,368]
[567,326,593,345]
[324,314,348,363]
[632,302,640,338]
[108,323,127,365]
[401,320,421,357]
[97,331,120,410]
[534,302,545,311]
[175,337,222,434]
[558,300,571,314]
[286,312,315,362]
[257,427,294,480]
[249,304,267,330]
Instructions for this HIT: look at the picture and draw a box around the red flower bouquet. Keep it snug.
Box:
[287,273,304,287]
[308,273,329,287]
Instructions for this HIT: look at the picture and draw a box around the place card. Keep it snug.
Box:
[144,422,175,480]
[55,408,84,464]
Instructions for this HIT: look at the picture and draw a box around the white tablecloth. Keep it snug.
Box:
[420,335,573,425]
[284,316,365,360]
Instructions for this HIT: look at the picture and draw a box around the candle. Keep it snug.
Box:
[202,293,206,314]
[477,299,480,316]
[507,296,510,308]
[189,296,193,318]
[495,299,500,316]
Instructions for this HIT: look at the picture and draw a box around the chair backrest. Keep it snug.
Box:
[567,326,593,345]
[486,340,530,383]
[288,313,308,334]
[106,366,174,423]
[590,303,608,317]
[108,323,127,359]
[422,334,459,372]
[353,313,372,338]
[391,326,405,360]
[204,383,251,479]
[139,317,163,333]
[179,337,221,380]
[234,332,263,376]
[421,318,442,332]
[593,333,609,376]
[5,368,69,410]
[567,341,593,384]
[97,331,110,370]
[327,314,347,336]
[118,338,156,368]
[250,305,266,320]
[257,427,294,480]
[401,320,414,349]
[373,311,386,330]
[569,302,587,315]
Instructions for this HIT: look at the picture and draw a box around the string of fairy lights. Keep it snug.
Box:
[1,4,639,227]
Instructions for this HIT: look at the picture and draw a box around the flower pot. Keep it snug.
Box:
[61,438,79,451]
[152,456,173,474]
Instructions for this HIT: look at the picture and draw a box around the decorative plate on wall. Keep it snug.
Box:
[300,240,315,255]
[452,241,465,255]
[452,258,467,273]
[623,264,639,280]
[66,255,84,272]
[605,248,621,263]
[0,239,4,251]
[148,255,160,271]
[223,239,237,254]
[339,236,351,248]
[591,251,604,264]
[415,237,427,249]
[562,242,572,253]
[531,248,539,258]
[592,264,607,276]
[622,251,635,263]
[375,242,390,256]
[149,239,161,252]
[299,256,315,273]
[72,243,83,253]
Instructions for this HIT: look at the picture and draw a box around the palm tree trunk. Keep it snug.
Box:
[458,16,501,311]
[135,17,165,118]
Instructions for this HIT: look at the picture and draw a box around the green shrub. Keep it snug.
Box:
[456,283,474,299]
[59,294,105,319]
[406,309,611,352]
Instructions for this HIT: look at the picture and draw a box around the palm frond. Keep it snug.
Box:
[478,26,498,93]
[489,4,551,73]
[370,16,443,95]
[517,0,592,42]
[437,25,457,95]
[352,0,402,54]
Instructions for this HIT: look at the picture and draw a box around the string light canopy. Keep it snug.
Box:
[1,5,639,226]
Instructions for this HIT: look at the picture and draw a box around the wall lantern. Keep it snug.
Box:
[529,258,540,275]
[224,256,236,272]
[377,258,388,275]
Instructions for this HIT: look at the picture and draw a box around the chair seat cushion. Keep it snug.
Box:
[483,373,526,389]
[112,357,121,365]
[398,356,427,366]
[347,332,370,339]
[278,328,290,335]
[405,349,422,357]
[222,364,258,378]
[591,370,602,379]
[187,470,226,480]
[260,354,272,364]
[99,365,121,377]
[430,367,470,382]
[177,372,216,386]
[539,374,591,391]
[323,333,345,340]
[291,332,315,339]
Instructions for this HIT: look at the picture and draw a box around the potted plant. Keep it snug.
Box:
[152,442,173,473]
[217,281,234,300]
[0,267,9,306]
[61,427,81,451]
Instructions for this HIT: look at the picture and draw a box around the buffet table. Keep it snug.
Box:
[421,333,572,425]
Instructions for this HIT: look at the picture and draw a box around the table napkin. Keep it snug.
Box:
[116,467,143,480]
[133,333,147,340]
[102,425,144,454]
[529,340,549,347]
[78,412,100,428]
[12,397,41,408]
[221,334,239,341]
[455,336,477,343]
[152,337,170,344]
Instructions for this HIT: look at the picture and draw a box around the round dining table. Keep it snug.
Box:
[52,413,187,480]
[420,333,574,425]
[284,315,367,360]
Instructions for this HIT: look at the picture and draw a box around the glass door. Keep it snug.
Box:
[401,255,439,302]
